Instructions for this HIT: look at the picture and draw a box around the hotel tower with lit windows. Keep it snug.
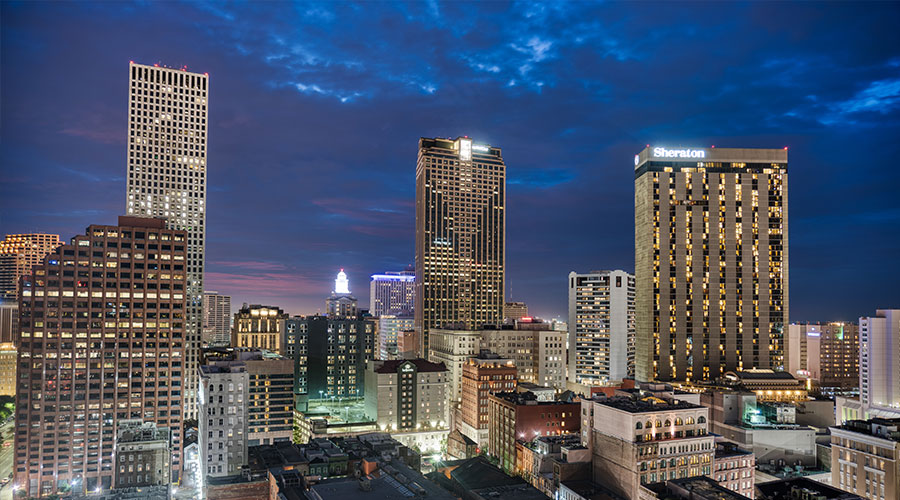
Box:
[125,62,207,418]
[415,137,505,357]
[634,146,788,382]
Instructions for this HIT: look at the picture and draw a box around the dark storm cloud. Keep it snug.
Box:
[1,1,899,320]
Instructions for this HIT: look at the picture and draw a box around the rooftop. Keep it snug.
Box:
[373,358,447,374]
[596,396,703,414]
[560,480,623,500]
[650,476,751,500]
[756,477,862,499]
[449,456,524,491]
[834,418,900,442]
[728,369,797,381]
[491,391,579,406]
[311,459,455,500]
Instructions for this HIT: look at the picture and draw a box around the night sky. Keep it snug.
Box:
[2,2,899,321]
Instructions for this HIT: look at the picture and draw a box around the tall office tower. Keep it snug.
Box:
[202,291,231,345]
[415,137,506,357]
[370,270,415,317]
[634,146,788,382]
[125,61,208,417]
[860,310,900,410]
[15,217,186,496]
[786,322,859,390]
[0,233,61,298]
[567,270,635,386]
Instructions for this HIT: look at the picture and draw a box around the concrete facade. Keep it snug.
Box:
[232,304,287,354]
[427,328,481,403]
[787,322,859,389]
[830,418,900,500]
[480,323,566,391]
[860,310,900,411]
[114,420,171,489]
[199,363,249,477]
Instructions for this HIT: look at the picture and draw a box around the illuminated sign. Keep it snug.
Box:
[634,154,640,166]
[401,363,415,373]
[653,147,706,159]
[459,138,472,161]
[472,144,490,153]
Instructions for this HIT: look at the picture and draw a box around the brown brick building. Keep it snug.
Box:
[15,216,186,497]
[459,351,516,446]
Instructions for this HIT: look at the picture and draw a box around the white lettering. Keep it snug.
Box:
[653,147,706,159]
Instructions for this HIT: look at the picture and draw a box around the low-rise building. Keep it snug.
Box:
[830,418,900,500]
[710,441,755,499]
[460,351,517,445]
[480,321,567,391]
[114,420,171,489]
[447,429,478,459]
[641,476,751,500]
[364,358,449,454]
[756,477,863,500]
[516,433,589,497]
[488,391,581,473]
[722,369,808,403]
[581,396,714,499]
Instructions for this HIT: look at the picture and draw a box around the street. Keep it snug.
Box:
[0,420,14,500]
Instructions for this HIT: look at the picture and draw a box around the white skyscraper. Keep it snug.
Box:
[860,309,900,410]
[567,270,635,386]
[125,61,209,417]
[369,270,415,317]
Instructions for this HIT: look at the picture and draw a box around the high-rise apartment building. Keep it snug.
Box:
[15,217,186,496]
[787,322,859,389]
[125,61,209,417]
[370,270,415,317]
[0,233,60,298]
[415,136,506,357]
[202,291,231,345]
[231,304,288,354]
[860,310,900,410]
[480,322,567,391]
[568,270,635,386]
[634,146,788,382]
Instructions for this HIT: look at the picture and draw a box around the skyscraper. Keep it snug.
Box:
[415,136,505,357]
[859,309,900,410]
[369,270,415,317]
[202,291,231,345]
[634,146,788,382]
[786,322,859,390]
[125,61,208,417]
[567,270,635,386]
[0,233,61,298]
[15,216,186,496]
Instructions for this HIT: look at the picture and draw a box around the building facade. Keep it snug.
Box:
[860,310,900,411]
[415,136,506,357]
[488,392,580,473]
[14,217,186,496]
[199,362,248,477]
[0,343,15,397]
[581,396,714,499]
[114,420,171,489]
[460,352,517,445]
[378,315,415,360]
[326,270,358,319]
[202,291,231,346]
[285,315,375,407]
[125,62,209,418]
[0,297,18,344]
[232,304,287,354]
[787,322,859,389]
[0,233,61,298]
[634,146,788,382]
[369,271,415,317]
[427,328,482,403]
[480,323,567,391]
[503,301,528,322]
[710,441,755,499]
[830,418,900,500]
[568,270,635,386]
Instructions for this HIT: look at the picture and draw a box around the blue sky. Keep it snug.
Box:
[1,1,899,320]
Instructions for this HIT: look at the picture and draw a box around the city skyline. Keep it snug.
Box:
[2,2,900,322]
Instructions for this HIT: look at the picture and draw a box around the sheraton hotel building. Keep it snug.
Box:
[634,145,788,383]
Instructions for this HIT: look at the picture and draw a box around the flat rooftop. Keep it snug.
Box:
[596,396,703,413]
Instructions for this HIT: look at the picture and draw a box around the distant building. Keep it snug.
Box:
[830,418,900,500]
[285,314,375,407]
[567,270,635,386]
[710,441,755,499]
[0,296,18,344]
[428,328,482,403]
[114,420,171,489]
[859,310,900,411]
[488,392,580,473]
[0,343,15,397]
[199,362,249,477]
[365,359,449,453]
[447,429,478,459]
[397,329,418,359]
[369,270,415,317]
[517,433,589,497]
[581,396,714,499]
[460,352,517,446]
[723,369,808,402]
[326,269,358,318]
[378,315,415,359]
[480,321,567,391]
[202,291,232,346]
[787,322,859,390]
[504,301,528,322]
[232,304,288,354]
[0,233,60,298]
[415,137,505,358]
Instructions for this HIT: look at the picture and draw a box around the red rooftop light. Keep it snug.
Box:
[784,146,788,150]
